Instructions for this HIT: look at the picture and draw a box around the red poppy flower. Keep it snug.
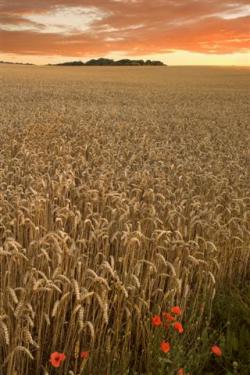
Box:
[50,352,66,368]
[178,369,185,375]
[80,351,90,359]
[152,315,162,327]
[160,341,170,353]
[173,321,184,334]
[163,312,175,321]
[211,345,222,357]
[171,306,182,315]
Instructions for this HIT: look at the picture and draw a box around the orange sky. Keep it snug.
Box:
[0,0,249,65]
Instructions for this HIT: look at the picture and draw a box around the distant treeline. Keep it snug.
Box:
[51,58,165,66]
[0,61,33,65]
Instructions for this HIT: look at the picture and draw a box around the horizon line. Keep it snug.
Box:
[1,60,250,68]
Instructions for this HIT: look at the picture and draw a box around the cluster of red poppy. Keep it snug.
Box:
[151,305,222,374]
[151,305,183,362]
[49,306,222,372]
[152,305,184,334]
[49,350,89,368]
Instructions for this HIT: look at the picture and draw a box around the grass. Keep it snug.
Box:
[203,285,250,375]
[0,65,249,374]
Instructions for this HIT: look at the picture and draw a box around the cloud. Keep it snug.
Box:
[0,0,249,57]
[24,6,107,34]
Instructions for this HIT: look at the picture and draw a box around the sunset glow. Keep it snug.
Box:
[0,0,249,65]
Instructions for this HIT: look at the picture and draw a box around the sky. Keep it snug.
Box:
[0,0,249,66]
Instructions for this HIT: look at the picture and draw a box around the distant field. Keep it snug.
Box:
[0,66,249,374]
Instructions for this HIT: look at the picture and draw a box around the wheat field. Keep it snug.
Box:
[0,65,249,374]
